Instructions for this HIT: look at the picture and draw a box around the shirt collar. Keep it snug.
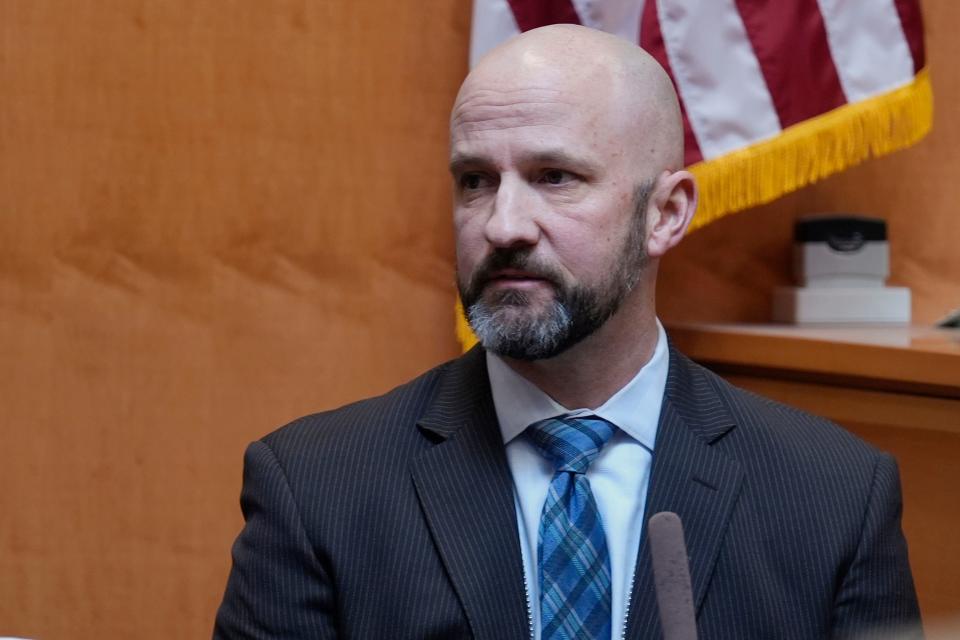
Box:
[487,320,668,452]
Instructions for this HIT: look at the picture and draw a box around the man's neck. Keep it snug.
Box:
[502,304,660,410]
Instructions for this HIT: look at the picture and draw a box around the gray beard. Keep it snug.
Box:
[465,288,575,361]
[463,259,640,361]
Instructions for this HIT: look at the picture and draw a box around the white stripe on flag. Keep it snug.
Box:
[816,0,915,102]
[470,0,521,68]
[658,0,781,159]
[571,0,647,44]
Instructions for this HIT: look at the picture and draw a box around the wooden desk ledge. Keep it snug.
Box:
[666,323,960,435]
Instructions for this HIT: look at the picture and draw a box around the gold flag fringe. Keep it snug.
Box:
[455,69,933,351]
[688,68,933,230]
[456,298,478,351]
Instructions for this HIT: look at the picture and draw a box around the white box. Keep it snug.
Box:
[773,286,911,324]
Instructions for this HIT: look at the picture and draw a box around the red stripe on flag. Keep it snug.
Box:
[639,0,703,165]
[506,0,581,32]
[893,0,925,73]
[734,0,846,128]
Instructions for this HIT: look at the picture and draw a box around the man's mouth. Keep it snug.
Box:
[462,250,563,303]
[493,268,541,278]
[483,269,553,293]
[486,269,550,287]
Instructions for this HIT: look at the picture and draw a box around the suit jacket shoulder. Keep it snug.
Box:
[688,351,883,464]
[215,348,530,639]
[644,347,920,639]
[261,356,453,461]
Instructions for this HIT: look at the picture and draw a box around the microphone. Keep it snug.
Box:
[648,511,698,640]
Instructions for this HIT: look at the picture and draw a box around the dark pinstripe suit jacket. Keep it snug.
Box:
[214,344,921,639]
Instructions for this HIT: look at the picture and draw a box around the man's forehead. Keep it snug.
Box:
[450,85,587,137]
[448,104,607,173]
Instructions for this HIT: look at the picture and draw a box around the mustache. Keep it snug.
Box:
[466,248,563,293]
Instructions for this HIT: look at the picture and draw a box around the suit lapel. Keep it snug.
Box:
[626,346,745,639]
[411,347,530,640]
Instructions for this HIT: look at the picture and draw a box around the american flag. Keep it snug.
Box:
[469,0,931,229]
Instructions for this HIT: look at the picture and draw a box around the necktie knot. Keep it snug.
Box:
[527,415,616,474]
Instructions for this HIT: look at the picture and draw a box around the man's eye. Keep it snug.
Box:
[540,169,573,185]
[460,173,487,190]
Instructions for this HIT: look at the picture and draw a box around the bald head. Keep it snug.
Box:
[454,24,684,171]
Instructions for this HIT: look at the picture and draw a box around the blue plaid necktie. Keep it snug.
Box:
[527,415,616,640]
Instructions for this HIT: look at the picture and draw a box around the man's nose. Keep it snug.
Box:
[483,178,541,249]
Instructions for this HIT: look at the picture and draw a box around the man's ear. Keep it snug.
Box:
[645,170,697,258]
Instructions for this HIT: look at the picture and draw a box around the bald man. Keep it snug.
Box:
[214,26,920,640]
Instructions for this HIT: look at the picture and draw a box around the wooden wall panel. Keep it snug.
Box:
[0,2,469,638]
[2,1,957,638]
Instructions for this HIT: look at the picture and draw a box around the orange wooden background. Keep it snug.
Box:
[1,2,957,638]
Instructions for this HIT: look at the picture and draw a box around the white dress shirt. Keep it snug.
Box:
[487,321,669,640]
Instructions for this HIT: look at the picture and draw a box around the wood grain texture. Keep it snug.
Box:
[2,1,959,638]
[0,2,468,638]
[668,323,960,396]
